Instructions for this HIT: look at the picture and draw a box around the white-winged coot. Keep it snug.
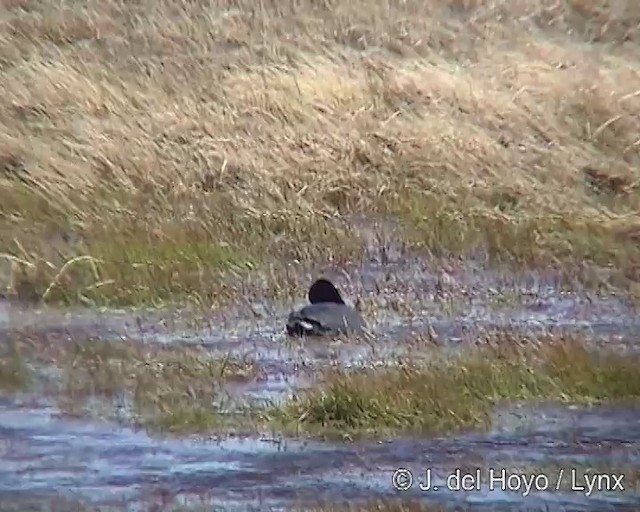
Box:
[286,278,366,337]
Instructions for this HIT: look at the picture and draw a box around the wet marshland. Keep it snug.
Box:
[1,239,640,511]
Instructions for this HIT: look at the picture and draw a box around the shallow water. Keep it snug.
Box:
[1,401,639,510]
[1,257,640,511]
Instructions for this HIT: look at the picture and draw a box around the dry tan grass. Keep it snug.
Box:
[1,0,639,305]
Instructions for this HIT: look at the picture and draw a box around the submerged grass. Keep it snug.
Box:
[270,334,640,439]
[59,339,259,433]
[0,339,31,392]
[0,0,639,306]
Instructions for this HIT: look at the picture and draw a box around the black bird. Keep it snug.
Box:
[286,278,366,337]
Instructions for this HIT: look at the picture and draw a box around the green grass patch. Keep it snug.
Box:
[270,335,640,439]
[395,190,640,273]
[1,184,363,307]
[6,179,640,308]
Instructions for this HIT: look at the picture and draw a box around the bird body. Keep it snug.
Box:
[286,278,365,337]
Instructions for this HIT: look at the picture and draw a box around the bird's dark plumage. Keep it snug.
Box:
[286,278,365,337]
[308,278,345,305]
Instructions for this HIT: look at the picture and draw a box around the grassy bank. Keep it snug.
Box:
[0,0,639,306]
[271,333,640,439]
